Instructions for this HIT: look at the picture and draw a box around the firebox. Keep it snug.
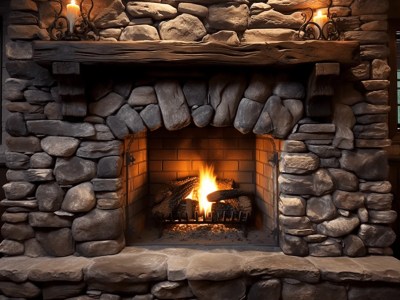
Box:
[123,127,279,246]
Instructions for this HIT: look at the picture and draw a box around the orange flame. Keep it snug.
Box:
[198,164,218,215]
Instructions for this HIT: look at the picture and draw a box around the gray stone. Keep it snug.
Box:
[62,182,96,213]
[100,28,122,39]
[24,89,53,104]
[41,136,80,157]
[317,215,360,237]
[42,282,85,300]
[279,195,306,216]
[273,82,305,100]
[6,169,54,182]
[208,3,249,31]
[30,152,54,168]
[36,182,64,212]
[279,215,314,236]
[3,182,35,200]
[92,178,121,192]
[155,80,191,131]
[97,156,122,178]
[151,281,193,299]
[189,278,246,300]
[106,115,129,139]
[307,145,341,158]
[76,237,125,257]
[304,234,327,243]
[94,0,129,29]
[6,136,41,153]
[93,124,115,141]
[320,157,339,168]
[186,253,243,280]
[299,124,335,133]
[249,9,303,29]
[4,78,30,101]
[348,286,400,300]
[340,149,388,180]
[44,102,63,120]
[365,193,393,210]
[8,24,49,40]
[1,223,35,241]
[253,105,273,135]
[333,191,365,210]
[1,212,28,223]
[160,14,206,41]
[306,195,337,223]
[282,141,306,153]
[244,73,273,103]
[358,207,369,223]
[72,208,124,242]
[6,113,28,137]
[368,210,397,224]
[234,98,264,134]
[183,80,207,107]
[0,240,24,256]
[279,233,309,256]
[28,212,71,228]
[6,61,54,86]
[279,169,334,196]
[77,141,122,159]
[352,102,390,115]
[24,238,47,257]
[309,238,342,257]
[284,99,303,126]
[6,102,43,114]
[360,181,391,193]
[6,41,33,60]
[128,86,157,107]
[202,30,240,45]
[351,0,389,16]
[117,104,146,133]
[280,153,319,174]
[85,253,167,283]
[265,95,293,138]
[282,281,347,300]
[0,281,40,298]
[120,25,160,41]
[36,228,74,257]
[89,92,125,117]
[126,2,177,20]
[353,123,388,139]
[360,45,390,59]
[0,199,38,209]
[248,279,281,300]
[54,157,97,185]
[359,224,396,247]
[356,114,387,125]
[343,234,367,257]
[178,3,208,18]
[328,168,359,192]
[27,120,95,138]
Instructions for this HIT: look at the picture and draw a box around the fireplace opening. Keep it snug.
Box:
[123,127,279,246]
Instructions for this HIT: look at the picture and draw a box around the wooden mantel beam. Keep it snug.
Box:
[32,40,360,66]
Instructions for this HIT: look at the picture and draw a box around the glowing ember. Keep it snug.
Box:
[198,164,218,215]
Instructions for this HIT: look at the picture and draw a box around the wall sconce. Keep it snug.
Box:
[48,0,98,41]
[297,0,339,41]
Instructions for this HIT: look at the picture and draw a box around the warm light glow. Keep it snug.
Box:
[197,164,218,215]
[71,0,76,4]
[313,9,328,29]
[66,0,80,33]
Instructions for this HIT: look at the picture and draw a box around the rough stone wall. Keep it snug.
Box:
[0,0,397,258]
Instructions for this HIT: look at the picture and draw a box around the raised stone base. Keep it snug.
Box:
[0,247,400,299]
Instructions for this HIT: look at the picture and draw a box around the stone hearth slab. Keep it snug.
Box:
[1,248,400,285]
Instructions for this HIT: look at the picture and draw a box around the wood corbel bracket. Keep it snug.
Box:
[306,62,340,118]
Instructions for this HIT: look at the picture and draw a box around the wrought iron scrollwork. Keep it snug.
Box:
[48,0,98,41]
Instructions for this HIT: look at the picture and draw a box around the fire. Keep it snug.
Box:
[197,164,218,215]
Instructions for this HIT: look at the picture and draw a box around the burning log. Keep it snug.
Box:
[206,189,247,202]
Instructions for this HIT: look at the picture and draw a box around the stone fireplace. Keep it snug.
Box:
[1,0,400,299]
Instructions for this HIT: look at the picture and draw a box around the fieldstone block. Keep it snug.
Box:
[120,25,160,41]
[36,228,74,257]
[242,28,297,42]
[328,168,359,192]
[128,86,157,106]
[189,278,246,300]
[160,14,206,41]
[106,115,129,139]
[317,215,360,237]
[8,24,48,40]
[280,215,314,236]
[268,0,331,11]
[76,237,125,257]
[72,208,124,242]
[244,73,273,103]
[28,212,71,228]
[178,3,208,18]
[368,210,397,224]
[151,281,193,299]
[202,30,240,45]
[98,156,122,178]
[234,98,264,134]
[3,181,35,200]
[94,0,128,29]
[6,136,41,153]
[77,141,122,159]
[126,2,178,20]
[117,104,146,133]
[306,195,336,223]
[253,105,273,135]
[1,223,35,241]
[344,31,388,44]
[279,195,306,216]
[27,120,95,138]
[4,78,30,101]
[309,238,342,257]
[24,238,47,257]
[365,193,393,210]
[36,182,64,212]
[273,81,305,100]
[137,104,162,131]
[0,281,40,298]
[348,286,400,300]
[10,0,38,11]
[1,212,28,223]
[265,95,293,138]
[42,282,86,300]
[343,234,367,257]
[282,281,346,300]
[183,80,207,107]
[93,124,115,141]
[0,239,24,256]
[41,136,80,157]
[6,61,54,86]
[208,3,249,31]
[248,279,281,300]
[360,181,391,193]
[366,90,389,105]
[192,105,214,128]
[340,149,388,180]
[279,169,334,196]
[62,182,96,213]
[352,102,390,115]
[280,153,319,174]
[372,59,391,80]
[279,233,309,256]
[351,0,389,15]
[100,28,122,39]
[89,92,125,117]
[333,191,365,210]
[6,169,54,182]
[30,152,54,168]
[155,80,191,131]
[249,9,303,29]
[54,157,97,185]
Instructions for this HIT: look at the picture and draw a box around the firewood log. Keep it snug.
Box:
[207,189,247,202]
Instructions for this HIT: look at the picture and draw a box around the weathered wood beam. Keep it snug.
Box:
[33,40,360,66]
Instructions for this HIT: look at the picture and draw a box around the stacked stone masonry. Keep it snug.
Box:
[1,0,396,260]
